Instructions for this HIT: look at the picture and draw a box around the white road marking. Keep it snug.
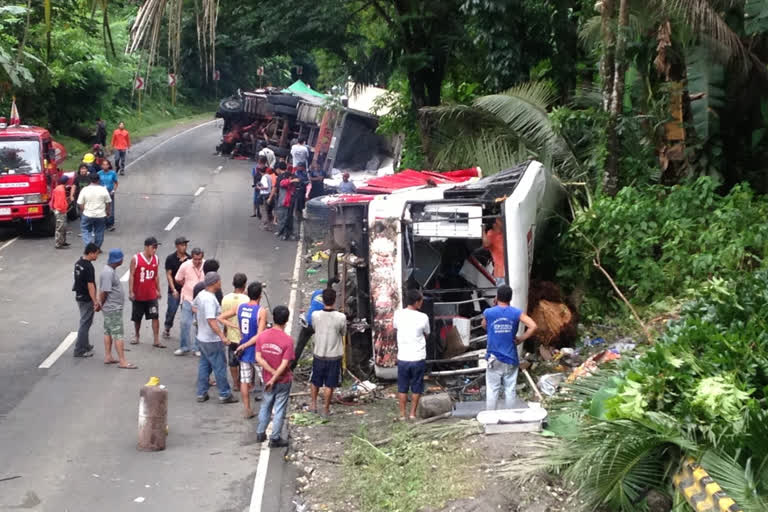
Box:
[286,222,304,338]
[120,270,130,282]
[194,187,205,197]
[214,165,222,174]
[39,332,77,368]
[249,427,273,512]
[0,236,19,253]
[164,216,181,231]
[125,120,217,170]
[248,225,304,511]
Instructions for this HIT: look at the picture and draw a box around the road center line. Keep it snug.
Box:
[194,187,205,197]
[164,216,181,231]
[214,165,222,174]
[125,120,217,170]
[0,236,19,253]
[120,270,130,282]
[39,332,77,368]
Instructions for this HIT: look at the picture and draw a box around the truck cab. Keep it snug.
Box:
[325,161,562,379]
[0,122,68,235]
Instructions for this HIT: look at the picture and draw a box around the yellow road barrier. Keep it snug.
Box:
[673,458,743,512]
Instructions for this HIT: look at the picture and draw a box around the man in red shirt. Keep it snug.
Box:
[110,121,131,175]
[129,236,165,347]
[51,175,70,249]
[243,305,294,448]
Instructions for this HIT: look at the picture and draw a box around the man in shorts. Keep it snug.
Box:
[221,281,267,419]
[219,273,250,392]
[393,289,430,421]
[310,288,346,418]
[99,249,136,369]
[129,236,164,347]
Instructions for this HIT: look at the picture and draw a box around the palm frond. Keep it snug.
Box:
[686,44,725,142]
[656,0,746,66]
[700,451,768,512]
[471,82,558,151]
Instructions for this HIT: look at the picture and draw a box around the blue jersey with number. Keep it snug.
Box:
[237,303,261,363]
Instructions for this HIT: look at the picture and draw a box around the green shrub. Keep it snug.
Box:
[558,177,768,311]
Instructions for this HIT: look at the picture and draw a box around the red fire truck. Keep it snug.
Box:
[0,120,70,236]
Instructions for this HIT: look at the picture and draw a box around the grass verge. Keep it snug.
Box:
[58,100,216,170]
[341,424,478,512]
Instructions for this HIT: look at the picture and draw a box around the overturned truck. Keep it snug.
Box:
[325,160,562,379]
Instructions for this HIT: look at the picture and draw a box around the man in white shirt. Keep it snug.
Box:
[258,144,276,168]
[393,289,430,421]
[309,288,347,417]
[290,137,309,168]
[77,173,112,248]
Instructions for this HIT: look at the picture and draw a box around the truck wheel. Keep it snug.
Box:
[37,212,56,237]
[219,97,244,114]
[271,105,298,117]
[267,94,300,108]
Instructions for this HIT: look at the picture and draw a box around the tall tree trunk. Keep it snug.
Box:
[15,0,32,65]
[601,0,622,196]
[599,0,616,112]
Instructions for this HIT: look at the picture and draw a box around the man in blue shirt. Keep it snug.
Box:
[291,287,327,370]
[97,159,119,231]
[482,284,537,410]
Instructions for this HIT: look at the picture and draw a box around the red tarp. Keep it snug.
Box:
[357,167,479,194]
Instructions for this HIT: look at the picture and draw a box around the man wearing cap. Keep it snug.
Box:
[99,249,137,369]
[50,174,70,249]
[82,153,99,175]
[175,247,205,355]
[76,173,111,248]
[163,237,190,339]
[193,272,237,404]
[129,237,164,348]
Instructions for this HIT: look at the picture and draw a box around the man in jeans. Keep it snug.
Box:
[72,243,101,357]
[77,174,111,248]
[174,247,205,355]
[163,237,190,339]
[253,305,294,448]
[482,285,537,410]
[193,272,237,404]
[110,121,131,175]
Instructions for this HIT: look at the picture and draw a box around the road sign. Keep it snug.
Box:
[168,73,176,87]
[134,77,145,90]
[213,70,220,81]
[256,66,264,76]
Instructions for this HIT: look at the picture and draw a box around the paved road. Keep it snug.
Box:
[0,121,298,511]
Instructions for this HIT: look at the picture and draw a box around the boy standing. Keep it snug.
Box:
[309,288,346,417]
[219,273,250,394]
[223,282,268,419]
[393,289,430,421]
[51,175,70,249]
[247,305,294,448]
[482,285,537,410]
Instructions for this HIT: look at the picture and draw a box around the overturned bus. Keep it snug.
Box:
[325,160,562,379]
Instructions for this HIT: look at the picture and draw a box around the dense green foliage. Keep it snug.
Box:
[524,269,768,511]
[559,178,768,313]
